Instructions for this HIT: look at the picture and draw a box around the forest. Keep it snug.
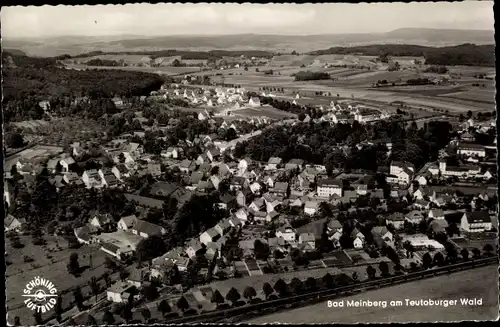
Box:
[308,44,495,67]
[233,120,453,174]
[2,51,164,122]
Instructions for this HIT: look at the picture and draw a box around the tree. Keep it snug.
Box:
[254,239,270,260]
[14,316,21,326]
[89,276,100,301]
[305,277,317,291]
[86,314,97,325]
[176,296,190,312]
[243,286,257,300]
[273,279,288,297]
[422,252,433,269]
[6,133,25,148]
[141,308,151,323]
[298,113,306,122]
[103,272,111,287]
[433,252,445,267]
[33,311,42,325]
[118,153,126,163]
[157,299,171,316]
[262,282,274,299]
[73,286,84,310]
[460,248,469,261]
[366,265,377,279]
[102,310,115,325]
[136,235,166,262]
[142,283,159,301]
[121,304,133,322]
[67,252,80,275]
[352,271,358,282]
[322,273,335,289]
[483,244,494,256]
[211,289,225,306]
[290,277,304,294]
[54,295,63,321]
[226,287,241,305]
[379,261,390,277]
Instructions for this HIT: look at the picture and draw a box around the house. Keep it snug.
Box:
[234,208,249,222]
[267,157,282,170]
[214,218,232,236]
[413,199,431,210]
[197,154,210,165]
[249,182,262,195]
[238,158,253,173]
[197,180,214,192]
[63,172,83,186]
[413,186,436,201]
[457,143,486,158]
[82,169,103,189]
[428,209,445,220]
[317,179,342,198]
[117,215,138,231]
[131,220,166,238]
[270,182,289,197]
[112,96,124,108]
[206,148,221,162]
[460,211,492,233]
[106,282,137,303]
[73,225,97,244]
[101,172,119,188]
[185,239,204,259]
[429,219,449,235]
[371,226,393,241]
[230,176,248,191]
[89,214,114,231]
[386,212,405,230]
[161,147,180,159]
[4,215,25,232]
[387,161,414,186]
[353,237,364,249]
[298,233,316,250]
[285,159,305,171]
[111,164,131,181]
[405,211,424,224]
[460,131,475,142]
[262,176,275,188]
[200,228,221,246]
[59,157,75,172]
[249,97,261,107]
[179,159,197,173]
[218,194,237,210]
[229,217,243,228]
[4,180,14,208]
[276,226,296,243]
[236,189,253,207]
[327,219,343,233]
[304,201,319,216]
[149,182,178,198]
[249,197,266,212]
[45,158,60,173]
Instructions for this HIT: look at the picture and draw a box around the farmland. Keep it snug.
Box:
[248,265,499,323]
[64,63,203,76]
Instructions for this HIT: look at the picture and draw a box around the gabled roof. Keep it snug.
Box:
[465,211,491,223]
[119,215,138,228]
[371,226,389,236]
[429,209,444,217]
[387,212,405,221]
[268,157,282,165]
[187,239,204,252]
[133,220,164,236]
[299,232,316,242]
[203,227,220,239]
[317,179,342,187]
[219,194,236,204]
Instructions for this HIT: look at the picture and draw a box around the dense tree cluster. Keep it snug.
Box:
[308,44,494,67]
[86,58,123,66]
[406,78,433,86]
[424,65,448,74]
[294,71,331,81]
[234,120,452,173]
[2,52,164,122]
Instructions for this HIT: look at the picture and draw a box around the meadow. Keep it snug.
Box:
[248,265,499,323]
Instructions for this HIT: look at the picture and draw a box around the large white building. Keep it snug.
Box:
[457,143,486,158]
[387,161,414,186]
[460,211,492,233]
[317,179,342,198]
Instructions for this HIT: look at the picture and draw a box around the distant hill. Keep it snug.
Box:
[2,28,494,58]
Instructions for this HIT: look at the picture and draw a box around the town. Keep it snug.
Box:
[3,3,498,326]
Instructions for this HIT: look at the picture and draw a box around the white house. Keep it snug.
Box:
[117,215,137,231]
[353,237,364,249]
[405,211,425,224]
[276,226,296,243]
[59,157,75,172]
[200,228,221,246]
[185,239,204,259]
[386,212,405,230]
[428,209,445,220]
[316,179,342,198]
[460,211,492,233]
[388,161,414,186]
[298,232,316,250]
[5,214,25,232]
[82,169,103,189]
[249,97,261,107]
[304,201,319,216]
[457,143,486,158]
[267,157,282,170]
[106,282,137,303]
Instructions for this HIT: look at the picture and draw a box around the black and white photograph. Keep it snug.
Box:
[2,2,498,326]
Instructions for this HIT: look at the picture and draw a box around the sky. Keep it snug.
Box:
[1,2,495,39]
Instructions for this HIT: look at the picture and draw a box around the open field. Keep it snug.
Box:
[248,265,499,323]
[234,105,297,119]
[6,235,110,322]
[4,144,63,171]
